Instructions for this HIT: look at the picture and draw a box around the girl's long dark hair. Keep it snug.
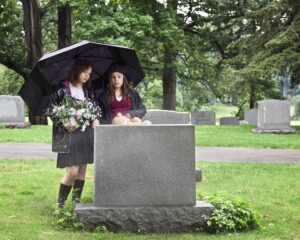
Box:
[106,72,132,103]
[70,59,93,90]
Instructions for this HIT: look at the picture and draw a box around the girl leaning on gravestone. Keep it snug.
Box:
[48,59,101,208]
[96,63,150,125]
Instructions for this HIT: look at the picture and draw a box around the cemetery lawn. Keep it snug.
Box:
[196,125,300,149]
[0,125,52,143]
[1,124,300,149]
[0,160,299,240]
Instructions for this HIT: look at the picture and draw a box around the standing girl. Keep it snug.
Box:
[49,59,100,208]
[97,63,148,125]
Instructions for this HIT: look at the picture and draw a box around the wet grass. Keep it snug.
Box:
[196,125,300,149]
[0,160,299,239]
[1,125,300,149]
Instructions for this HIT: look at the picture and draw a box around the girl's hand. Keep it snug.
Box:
[65,125,77,133]
[92,119,100,128]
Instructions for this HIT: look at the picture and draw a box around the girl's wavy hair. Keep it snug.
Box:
[69,59,93,89]
[106,64,132,102]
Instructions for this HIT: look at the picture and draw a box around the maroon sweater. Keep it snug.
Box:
[111,97,132,119]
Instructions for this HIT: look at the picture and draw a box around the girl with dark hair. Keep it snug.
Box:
[97,63,149,125]
[49,59,100,208]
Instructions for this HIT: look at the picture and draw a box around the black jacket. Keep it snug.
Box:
[49,81,98,152]
[96,89,146,124]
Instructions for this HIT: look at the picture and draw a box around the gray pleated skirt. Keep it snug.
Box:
[57,127,94,168]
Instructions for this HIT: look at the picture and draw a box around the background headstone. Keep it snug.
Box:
[253,99,295,133]
[142,110,190,124]
[245,109,257,125]
[0,96,25,124]
[191,111,215,125]
[219,117,239,125]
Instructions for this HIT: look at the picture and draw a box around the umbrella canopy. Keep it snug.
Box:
[19,40,144,115]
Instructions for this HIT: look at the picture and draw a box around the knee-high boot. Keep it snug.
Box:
[72,179,85,203]
[57,183,72,208]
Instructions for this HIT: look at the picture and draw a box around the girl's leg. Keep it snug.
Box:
[58,166,79,208]
[77,164,87,180]
[72,164,87,203]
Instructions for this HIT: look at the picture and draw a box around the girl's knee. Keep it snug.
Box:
[131,117,142,124]
[66,168,79,180]
[112,115,129,125]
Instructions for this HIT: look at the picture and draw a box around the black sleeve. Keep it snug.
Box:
[49,88,65,107]
[96,90,110,124]
[48,88,65,121]
[129,90,146,119]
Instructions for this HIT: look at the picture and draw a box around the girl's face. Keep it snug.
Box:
[78,67,92,84]
[111,71,124,89]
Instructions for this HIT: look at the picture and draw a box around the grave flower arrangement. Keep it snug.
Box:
[47,96,102,132]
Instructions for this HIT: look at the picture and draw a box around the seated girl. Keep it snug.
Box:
[97,63,149,125]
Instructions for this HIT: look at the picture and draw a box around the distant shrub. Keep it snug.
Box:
[198,192,260,233]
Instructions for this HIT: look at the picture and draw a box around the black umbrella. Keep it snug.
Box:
[19,40,145,115]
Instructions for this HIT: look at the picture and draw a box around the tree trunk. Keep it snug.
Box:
[58,5,72,49]
[249,79,255,109]
[21,0,47,125]
[162,48,177,110]
[21,0,43,69]
[162,0,178,110]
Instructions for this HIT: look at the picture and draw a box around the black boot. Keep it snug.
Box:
[72,179,85,204]
[57,183,72,208]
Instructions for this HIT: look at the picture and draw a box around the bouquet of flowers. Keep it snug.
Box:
[47,96,102,132]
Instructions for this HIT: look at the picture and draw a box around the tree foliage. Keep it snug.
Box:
[0,0,299,115]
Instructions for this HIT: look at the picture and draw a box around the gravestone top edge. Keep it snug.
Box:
[147,109,189,114]
[95,124,193,127]
[0,95,23,98]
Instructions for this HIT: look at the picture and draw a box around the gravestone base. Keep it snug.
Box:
[252,127,296,134]
[4,122,31,129]
[75,201,213,233]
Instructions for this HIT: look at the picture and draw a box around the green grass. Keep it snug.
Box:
[196,125,300,149]
[0,160,299,239]
[0,125,52,143]
[1,125,300,149]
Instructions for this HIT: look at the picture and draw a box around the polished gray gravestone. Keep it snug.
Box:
[94,125,195,206]
[0,95,25,124]
[75,125,213,233]
[142,110,190,124]
[219,117,240,125]
[191,111,215,125]
[253,100,295,133]
[245,109,257,125]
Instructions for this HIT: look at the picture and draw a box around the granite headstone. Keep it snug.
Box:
[75,125,213,233]
[253,99,295,133]
[191,111,215,125]
[245,109,257,125]
[0,95,25,124]
[219,117,239,125]
[142,110,190,124]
